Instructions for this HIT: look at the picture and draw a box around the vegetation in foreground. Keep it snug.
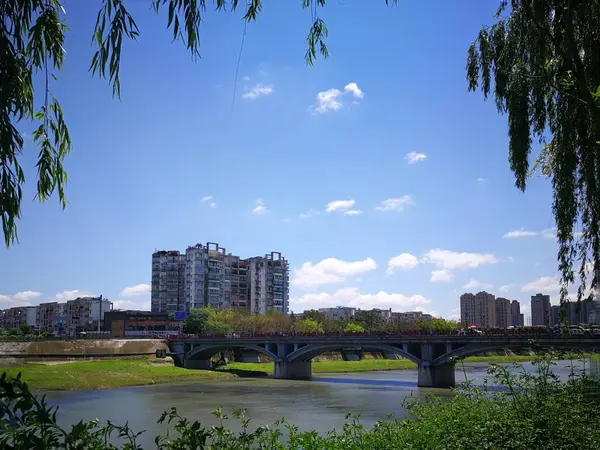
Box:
[0,359,235,391]
[2,355,600,449]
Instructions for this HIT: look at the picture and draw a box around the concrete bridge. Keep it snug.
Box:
[168,335,600,388]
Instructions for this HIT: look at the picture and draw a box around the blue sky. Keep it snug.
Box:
[0,1,573,322]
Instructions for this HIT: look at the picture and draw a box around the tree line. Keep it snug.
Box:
[182,307,459,335]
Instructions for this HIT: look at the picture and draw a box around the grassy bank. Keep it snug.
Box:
[218,354,566,376]
[3,354,590,391]
[1,358,235,391]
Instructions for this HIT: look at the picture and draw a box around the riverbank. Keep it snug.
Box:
[1,354,573,391]
[1,359,236,390]
[217,354,559,376]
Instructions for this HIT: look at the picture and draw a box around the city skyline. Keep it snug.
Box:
[1,2,598,322]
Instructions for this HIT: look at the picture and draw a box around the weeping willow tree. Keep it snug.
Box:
[467,0,600,303]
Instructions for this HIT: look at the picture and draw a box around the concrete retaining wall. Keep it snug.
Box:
[0,339,168,359]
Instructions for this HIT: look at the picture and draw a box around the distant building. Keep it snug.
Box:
[248,252,289,315]
[510,300,524,326]
[495,297,511,328]
[550,299,600,326]
[392,311,433,323]
[531,293,551,326]
[152,243,288,315]
[0,306,37,330]
[104,310,180,337]
[151,250,186,314]
[64,297,112,335]
[319,306,357,321]
[460,291,496,328]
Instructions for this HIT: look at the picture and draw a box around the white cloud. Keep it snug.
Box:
[447,307,461,321]
[503,229,538,238]
[326,199,356,213]
[252,198,268,215]
[314,88,343,113]
[463,279,493,290]
[507,256,516,263]
[313,82,364,113]
[521,276,561,293]
[405,152,427,164]
[242,83,274,100]
[290,286,430,313]
[343,82,364,98]
[112,299,151,311]
[499,283,514,293]
[54,290,93,302]
[299,209,320,219]
[344,209,363,216]
[423,249,499,270]
[476,177,487,182]
[542,228,556,239]
[387,253,419,274]
[201,196,217,208]
[430,270,454,283]
[0,291,42,307]
[292,257,377,288]
[375,196,414,212]
[120,284,151,297]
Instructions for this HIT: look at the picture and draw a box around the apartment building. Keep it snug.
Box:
[318,306,357,320]
[531,293,551,326]
[248,252,289,315]
[65,297,113,335]
[495,297,511,329]
[151,250,186,314]
[550,299,600,326]
[511,300,524,326]
[152,243,289,315]
[0,306,37,330]
[460,291,496,328]
[392,311,434,323]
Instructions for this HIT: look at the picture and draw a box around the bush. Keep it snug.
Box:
[1,356,599,448]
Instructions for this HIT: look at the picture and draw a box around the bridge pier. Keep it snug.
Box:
[417,362,455,388]
[184,359,212,370]
[274,360,312,380]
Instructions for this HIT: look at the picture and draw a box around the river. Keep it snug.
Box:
[46,359,597,447]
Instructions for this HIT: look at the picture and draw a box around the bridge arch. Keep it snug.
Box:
[433,341,600,366]
[286,343,422,365]
[185,343,278,362]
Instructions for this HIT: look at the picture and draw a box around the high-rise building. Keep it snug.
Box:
[152,244,288,314]
[460,291,496,328]
[248,252,289,315]
[151,250,186,313]
[531,293,551,326]
[549,299,600,326]
[510,300,524,326]
[495,297,511,328]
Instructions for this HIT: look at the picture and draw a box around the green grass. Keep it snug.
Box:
[218,354,565,376]
[1,358,235,391]
[4,354,591,391]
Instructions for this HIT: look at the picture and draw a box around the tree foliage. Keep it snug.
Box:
[343,321,365,334]
[466,0,600,303]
